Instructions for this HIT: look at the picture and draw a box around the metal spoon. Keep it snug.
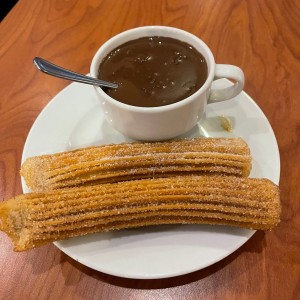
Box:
[33,57,118,89]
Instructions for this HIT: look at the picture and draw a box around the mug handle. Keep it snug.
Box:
[208,64,244,103]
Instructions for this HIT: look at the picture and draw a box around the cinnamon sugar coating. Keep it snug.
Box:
[0,176,280,251]
[21,138,252,191]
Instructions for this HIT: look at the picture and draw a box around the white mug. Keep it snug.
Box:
[90,26,244,141]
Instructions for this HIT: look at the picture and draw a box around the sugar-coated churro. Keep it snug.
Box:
[0,175,280,251]
[21,138,252,191]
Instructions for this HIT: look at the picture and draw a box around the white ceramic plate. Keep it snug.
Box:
[21,79,280,279]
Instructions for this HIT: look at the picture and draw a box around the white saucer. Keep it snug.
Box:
[21,79,280,279]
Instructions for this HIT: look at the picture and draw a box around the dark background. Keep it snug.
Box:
[1,0,18,21]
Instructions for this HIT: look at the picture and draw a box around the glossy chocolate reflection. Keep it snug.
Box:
[98,36,208,107]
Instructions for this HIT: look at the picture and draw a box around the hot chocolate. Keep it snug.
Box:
[98,36,208,107]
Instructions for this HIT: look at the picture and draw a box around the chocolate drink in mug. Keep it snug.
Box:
[98,36,208,107]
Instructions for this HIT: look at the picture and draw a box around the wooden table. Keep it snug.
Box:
[0,0,299,299]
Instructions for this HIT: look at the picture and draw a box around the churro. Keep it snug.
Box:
[0,175,280,251]
[21,138,251,191]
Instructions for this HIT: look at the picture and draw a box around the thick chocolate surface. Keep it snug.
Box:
[98,36,207,107]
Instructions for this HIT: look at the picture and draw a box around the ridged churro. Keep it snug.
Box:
[21,138,251,191]
[0,175,280,251]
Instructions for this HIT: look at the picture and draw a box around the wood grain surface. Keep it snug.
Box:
[0,0,299,299]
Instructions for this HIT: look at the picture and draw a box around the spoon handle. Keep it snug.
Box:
[33,57,118,89]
